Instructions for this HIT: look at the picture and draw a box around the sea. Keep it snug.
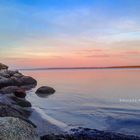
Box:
[22,68,140,136]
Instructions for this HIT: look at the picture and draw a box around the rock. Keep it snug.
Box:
[36,86,55,96]
[0,86,26,98]
[0,117,39,140]
[41,127,140,140]
[0,75,37,89]
[13,72,23,78]
[0,77,14,88]
[0,93,16,105]
[0,72,10,78]
[17,100,32,107]
[10,76,22,85]
[0,63,8,70]
[14,89,26,98]
[19,76,37,86]
[0,70,19,78]
[5,70,18,76]
[0,86,19,94]
[10,96,32,107]
[0,102,31,119]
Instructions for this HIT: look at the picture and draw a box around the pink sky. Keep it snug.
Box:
[1,38,140,69]
[0,0,140,69]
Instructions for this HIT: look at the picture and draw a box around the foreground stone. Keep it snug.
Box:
[36,86,55,96]
[0,117,39,140]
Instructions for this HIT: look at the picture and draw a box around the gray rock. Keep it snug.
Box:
[41,127,140,140]
[0,72,10,78]
[0,86,19,94]
[0,63,8,70]
[0,102,31,119]
[14,89,26,98]
[36,86,55,96]
[0,75,37,89]
[17,100,32,107]
[19,76,37,85]
[5,70,18,77]
[0,86,26,98]
[13,72,23,78]
[0,117,39,140]
[0,93,15,105]
[0,77,14,88]
[10,96,32,107]
[0,70,22,78]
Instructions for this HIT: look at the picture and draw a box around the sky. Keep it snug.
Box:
[0,0,140,69]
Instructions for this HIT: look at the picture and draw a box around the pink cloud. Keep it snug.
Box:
[125,51,140,55]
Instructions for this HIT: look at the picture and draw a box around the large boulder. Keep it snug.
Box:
[36,86,55,97]
[0,63,8,70]
[19,76,37,86]
[0,75,37,89]
[0,117,39,140]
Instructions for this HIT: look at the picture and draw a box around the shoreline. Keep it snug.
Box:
[29,107,67,136]
[0,63,140,139]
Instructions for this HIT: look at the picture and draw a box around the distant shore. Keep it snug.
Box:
[19,65,140,71]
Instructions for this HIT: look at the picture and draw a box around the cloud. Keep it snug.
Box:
[124,50,140,55]
[87,54,110,58]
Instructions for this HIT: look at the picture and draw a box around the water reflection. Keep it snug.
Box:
[36,93,53,98]
[23,69,140,136]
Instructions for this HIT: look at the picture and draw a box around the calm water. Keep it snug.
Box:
[22,69,140,136]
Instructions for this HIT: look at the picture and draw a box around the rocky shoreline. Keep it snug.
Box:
[0,63,140,140]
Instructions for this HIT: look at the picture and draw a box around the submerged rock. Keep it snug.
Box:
[36,86,55,96]
[41,127,140,140]
[0,117,39,140]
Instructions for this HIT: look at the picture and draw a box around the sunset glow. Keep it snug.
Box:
[0,0,140,69]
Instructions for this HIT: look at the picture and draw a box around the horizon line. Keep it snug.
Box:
[18,65,140,71]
